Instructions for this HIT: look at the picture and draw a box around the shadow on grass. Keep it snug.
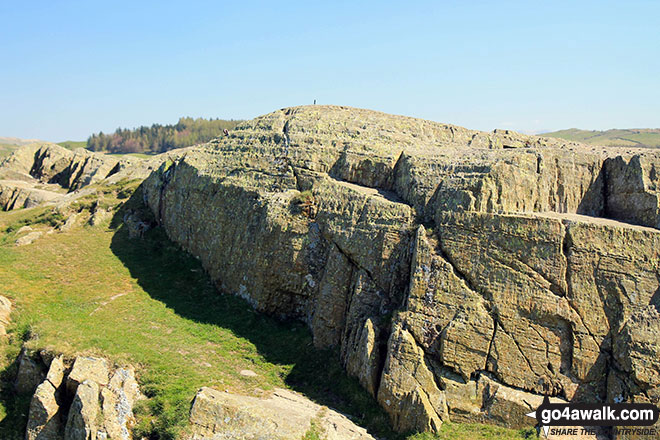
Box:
[109,191,400,439]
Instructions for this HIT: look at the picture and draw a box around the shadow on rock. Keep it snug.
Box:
[108,186,396,439]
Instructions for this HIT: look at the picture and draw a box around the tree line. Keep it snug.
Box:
[86,117,242,154]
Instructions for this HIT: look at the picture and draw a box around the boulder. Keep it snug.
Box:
[88,208,110,227]
[15,231,43,246]
[24,355,140,440]
[188,387,374,440]
[66,357,109,396]
[58,213,78,232]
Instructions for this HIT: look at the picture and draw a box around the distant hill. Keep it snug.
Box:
[0,136,45,159]
[57,140,87,150]
[0,138,83,160]
[0,143,20,159]
[542,128,660,148]
[0,136,43,146]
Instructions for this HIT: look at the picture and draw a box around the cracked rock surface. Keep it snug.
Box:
[24,353,141,440]
[141,105,660,434]
[188,387,375,440]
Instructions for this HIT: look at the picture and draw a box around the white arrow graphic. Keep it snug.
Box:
[526,410,550,438]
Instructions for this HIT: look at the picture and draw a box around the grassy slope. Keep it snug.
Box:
[57,140,87,150]
[542,128,660,148]
[0,143,21,159]
[1,140,83,160]
[0,185,537,440]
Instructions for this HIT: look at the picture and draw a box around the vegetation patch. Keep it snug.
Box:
[543,128,660,148]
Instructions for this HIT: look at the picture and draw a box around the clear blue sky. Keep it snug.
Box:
[1,0,659,141]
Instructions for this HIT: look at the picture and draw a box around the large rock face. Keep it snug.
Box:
[142,105,660,435]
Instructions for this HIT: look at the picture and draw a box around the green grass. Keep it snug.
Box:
[57,140,87,150]
[0,185,537,440]
[410,423,536,440]
[542,128,660,148]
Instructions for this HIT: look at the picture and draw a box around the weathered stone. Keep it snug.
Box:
[26,380,62,440]
[16,231,43,246]
[66,357,109,396]
[88,208,110,227]
[122,211,151,239]
[15,350,45,395]
[310,244,352,348]
[64,380,100,440]
[434,368,484,423]
[46,355,66,390]
[100,368,141,440]
[188,387,375,440]
[377,321,447,433]
[0,295,11,336]
[132,106,660,434]
[403,226,494,382]
[613,306,660,401]
[0,142,161,212]
[339,269,390,396]
[343,317,381,397]
[5,104,651,437]
[58,213,78,232]
[24,355,140,440]
[604,154,660,228]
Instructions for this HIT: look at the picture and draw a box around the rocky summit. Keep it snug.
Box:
[139,105,660,434]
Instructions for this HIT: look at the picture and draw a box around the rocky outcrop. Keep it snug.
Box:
[15,348,46,395]
[0,142,168,212]
[138,105,660,435]
[188,387,375,440]
[0,179,62,210]
[23,353,141,440]
[26,379,62,440]
[15,230,44,246]
[604,153,660,228]
[10,144,134,191]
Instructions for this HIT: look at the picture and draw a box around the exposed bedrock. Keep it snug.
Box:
[18,351,142,440]
[142,105,660,434]
[0,142,168,211]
